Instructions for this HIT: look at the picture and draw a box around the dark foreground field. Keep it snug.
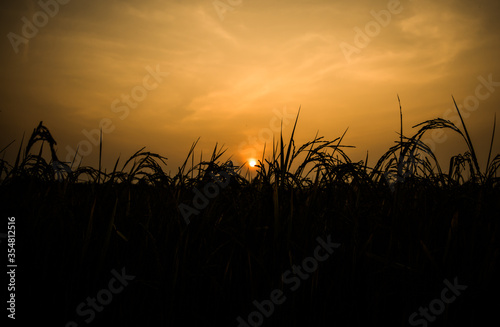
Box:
[1,110,500,326]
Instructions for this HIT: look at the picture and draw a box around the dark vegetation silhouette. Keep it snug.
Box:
[1,100,499,326]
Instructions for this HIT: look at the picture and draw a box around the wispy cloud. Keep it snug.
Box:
[0,0,499,168]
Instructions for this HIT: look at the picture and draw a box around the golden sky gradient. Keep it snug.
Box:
[1,0,500,173]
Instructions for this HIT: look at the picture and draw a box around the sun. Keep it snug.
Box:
[249,159,257,167]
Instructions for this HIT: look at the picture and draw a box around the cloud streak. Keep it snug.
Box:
[0,0,499,169]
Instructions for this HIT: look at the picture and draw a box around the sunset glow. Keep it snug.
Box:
[2,1,500,326]
[0,0,499,171]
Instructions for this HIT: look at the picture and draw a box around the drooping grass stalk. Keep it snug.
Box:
[0,111,499,323]
[3,101,499,189]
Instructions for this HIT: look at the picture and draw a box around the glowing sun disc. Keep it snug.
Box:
[249,159,257,167]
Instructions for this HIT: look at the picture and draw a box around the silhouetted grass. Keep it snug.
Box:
[1,101,499,326]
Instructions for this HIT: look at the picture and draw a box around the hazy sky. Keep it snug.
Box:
[1,0,500,173]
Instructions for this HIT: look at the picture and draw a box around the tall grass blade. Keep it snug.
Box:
[486,113,496,174]
[398,94,403,159]
[0,140,15,155]
[13,132,25,172]
[284,106,301,173]
[98,128,102,183]
[452,95,481,178]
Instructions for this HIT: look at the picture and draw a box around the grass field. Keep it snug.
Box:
[1,104,499,326]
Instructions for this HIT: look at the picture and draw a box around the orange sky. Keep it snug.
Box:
[1,0,500,174]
